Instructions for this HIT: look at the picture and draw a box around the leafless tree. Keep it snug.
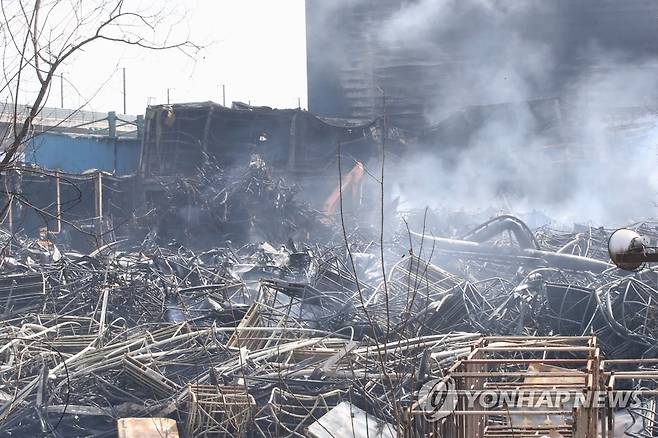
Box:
[0,0,199,170]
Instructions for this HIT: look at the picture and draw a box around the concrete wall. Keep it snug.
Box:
[25,132,140,175]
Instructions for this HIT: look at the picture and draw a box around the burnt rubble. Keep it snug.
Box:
[1,190,658,436]
[143,156,330,246]
[0,229,479,436]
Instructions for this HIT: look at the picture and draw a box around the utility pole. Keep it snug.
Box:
[60,74,64,108]
[122,68,126,114]
[167,88,172,104]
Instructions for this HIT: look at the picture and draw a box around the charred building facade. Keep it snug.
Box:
[306,0,658,131]
[138,102,381,179]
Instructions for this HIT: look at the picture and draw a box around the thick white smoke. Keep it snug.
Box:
[369,0,658,227]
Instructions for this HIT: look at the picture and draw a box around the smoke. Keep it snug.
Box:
[365,0,658,227]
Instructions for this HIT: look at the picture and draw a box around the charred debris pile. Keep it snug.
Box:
[3,98,658,435]
[2,175,658,436]
[142,156,331,246]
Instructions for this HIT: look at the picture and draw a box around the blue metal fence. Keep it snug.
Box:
[25,132,140,174]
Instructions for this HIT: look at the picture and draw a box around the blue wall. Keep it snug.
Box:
[25,132,140,175]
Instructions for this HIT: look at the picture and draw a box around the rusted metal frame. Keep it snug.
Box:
[451,372,589,378]
[603,358,658,364]
[483,336,593,341]
[408,336,599,437]
[481,386,587,392]
[463,358,588,364]
[584,337,600,437]
[604,372,658,378]
[467,346,485,438]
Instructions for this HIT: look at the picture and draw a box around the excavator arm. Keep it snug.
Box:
[322,161,365,217]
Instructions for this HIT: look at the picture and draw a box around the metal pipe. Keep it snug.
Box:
[412,215,611,273]
[462,214,540,249]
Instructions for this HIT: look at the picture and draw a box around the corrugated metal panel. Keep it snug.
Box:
[24,132,140,174]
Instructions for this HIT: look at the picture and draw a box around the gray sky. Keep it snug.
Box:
[45,0,307,115]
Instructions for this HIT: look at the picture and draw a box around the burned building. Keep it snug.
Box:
[2,102,406,252]
[137,101,403,212]
[306,0,658,131]
[134,102,405,245]
[0,105,141,249]
[138,101,384,178]
[3,3,658,434]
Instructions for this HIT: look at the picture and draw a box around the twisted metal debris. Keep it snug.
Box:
[0,227,480,436]
[1,202,658,435]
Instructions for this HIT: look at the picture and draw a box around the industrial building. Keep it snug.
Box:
[306,0,658,131]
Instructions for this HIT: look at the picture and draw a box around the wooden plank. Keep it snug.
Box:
[117,418,180,438]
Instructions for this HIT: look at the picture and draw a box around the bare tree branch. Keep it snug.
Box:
[0,0,200,170]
